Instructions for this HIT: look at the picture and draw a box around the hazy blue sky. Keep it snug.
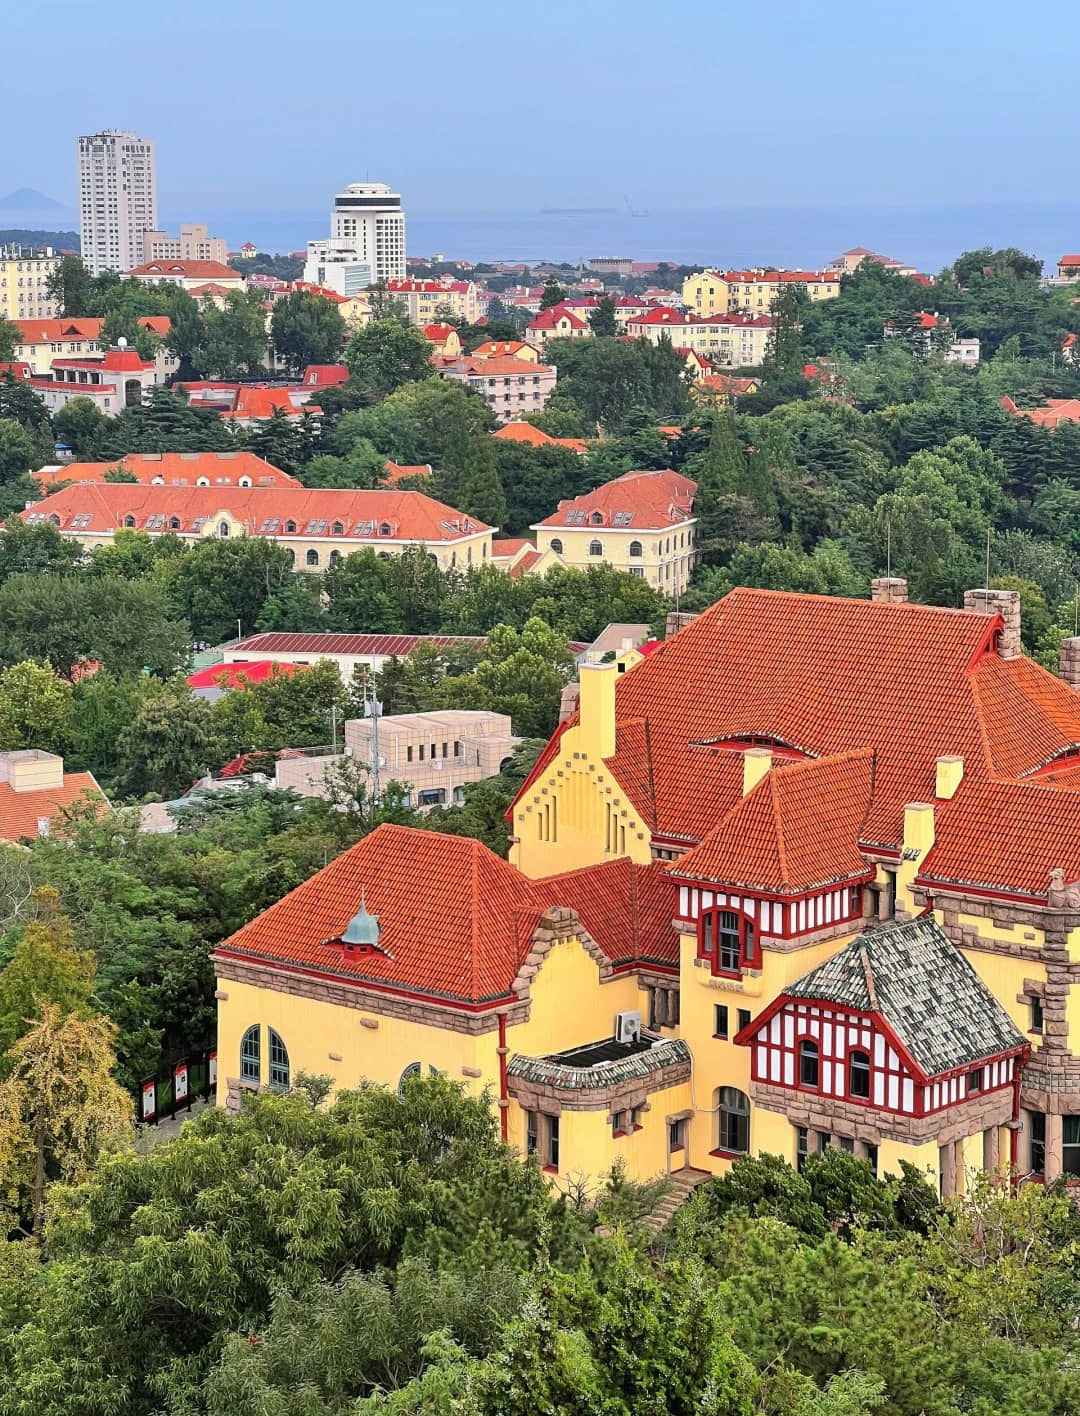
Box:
[3,0,1076,215]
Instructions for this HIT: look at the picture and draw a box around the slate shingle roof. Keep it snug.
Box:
[783,916,1026,1077]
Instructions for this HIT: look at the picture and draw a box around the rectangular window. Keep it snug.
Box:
[1029,1110,1046,1174]
[406,746,413,762]
[968,1067,984,1095]
[864,1142,879,1176]
[526,1110,538,1157]
[1063,1116,1080,1175]
[669,1118,686,1152]
[839,1136,855,1154]
[418,744,425,760]
[737,1008,752,1033]
[795,1124,809,1173]
[1031,996,1044,1033]
[546,1114,560,1170]
[718,911,741,972]
[453,741,461,757]
[714,1004,729,1039]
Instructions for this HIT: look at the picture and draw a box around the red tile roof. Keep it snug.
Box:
[441,356,553,376]
[1010,398,1080,429]
[302,364,349,387]
[14,315,170,344]
[33,452,299,489]
[540,589,1080,895]
[527,305,589,332]
[214,823,676,1005]
[383,460,432,484]
[231,632,484,657]
[472,340,531,359]
[510,548,544,578]
[669,751,875,894]
[127,260,242,280]
[0,772,105,843]
[491,538,533,558]
[23,484,494,544]
[422,323,457,341]
[534,468,696,531]
[491,421,587,453]
[0,363,32,381]
[187,661,304,689]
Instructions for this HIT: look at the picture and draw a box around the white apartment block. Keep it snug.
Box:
[304,181,405,293]
[141,223,226,264]
[78,130,157,276]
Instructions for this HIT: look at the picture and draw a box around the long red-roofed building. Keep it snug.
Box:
[34,451,299,490]
[23,483,497,572]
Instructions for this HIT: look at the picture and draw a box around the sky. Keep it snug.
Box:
[3,0,1079,218]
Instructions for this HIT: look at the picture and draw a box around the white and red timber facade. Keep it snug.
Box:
[212,577,1080,1193]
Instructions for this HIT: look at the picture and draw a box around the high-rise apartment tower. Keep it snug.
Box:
[77,130,157,276]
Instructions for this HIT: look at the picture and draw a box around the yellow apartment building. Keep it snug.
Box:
[682,267,841,315]
[531,468,697,595]
[0,246,60,323]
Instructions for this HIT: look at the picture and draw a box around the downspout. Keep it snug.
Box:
[497,1011,509,1141]
[1010,1055,1023,1184]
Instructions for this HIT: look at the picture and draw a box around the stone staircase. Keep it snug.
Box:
[646,1166,712,1230]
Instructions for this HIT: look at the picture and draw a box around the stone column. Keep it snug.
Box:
[953,1138,966,1195]
[940,1141,956,1197]
[1059,636,1080,689]
[963,588,1021,659]
[983,1125,999,1175]
[870,577,908,604]
[1046,1112,1064,1182]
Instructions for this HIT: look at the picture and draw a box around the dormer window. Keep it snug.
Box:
[699,906,757,976]
[284,520,297,534]
[590,511,603,525]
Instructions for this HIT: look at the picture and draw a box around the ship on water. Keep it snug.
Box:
[540,207,618,215]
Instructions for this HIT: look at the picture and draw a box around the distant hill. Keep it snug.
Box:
[0,228,80,252]
[0,187,69,212]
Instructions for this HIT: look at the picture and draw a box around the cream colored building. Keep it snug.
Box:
[532,468,697,594]
[141,224,227,263]
[386,278,483,324]
[224,632,486,685]
[22,484,496,574]
[12,316,178,380]
[275,710,520,809]
[0,246,60,323]
[682,267,841,315]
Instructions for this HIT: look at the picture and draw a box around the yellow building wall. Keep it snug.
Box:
[533,523,696,594]
[879,1134,939,1187]
[215,977,489,1105]
[682,271,730,316]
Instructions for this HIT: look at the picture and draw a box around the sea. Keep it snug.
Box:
[163,202,1080,273]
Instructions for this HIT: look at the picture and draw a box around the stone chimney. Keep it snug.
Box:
[1060,637,1080,689]
[870,577,908,604]
[665,610,698,639]
[963,588,1022,659]
[742,747,772,796]
[558,681,580,723]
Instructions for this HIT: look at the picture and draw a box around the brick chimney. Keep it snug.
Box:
[963,588,1021,659]
[870,577,908,604]
[1060,637,1080,689]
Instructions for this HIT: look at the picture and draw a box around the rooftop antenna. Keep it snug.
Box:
[1075,582,1078,636]
[366,666,381,805]
[885,517,892,578]
[985,527,991,589]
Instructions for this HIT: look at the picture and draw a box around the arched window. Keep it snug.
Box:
[398,1061,422,1095]
[331,520,344,536]
[197,476,210,487]
[799,1039,820,1089]
[848,1048,871,1100]
[284,519,297,533]
[268,1028,290,1089]
[588,539,603,557]
[306,548,319,566]
[49,514,60,526]
[329,549,341,565]
[589,511,603,525]
[218,520,230,538]
[239,476,252,487]
[550,537,563,555]
[168,516,181,530]
[379,522,391,536]
[285,548,295,564]
[717,1086,750,1154]
[698,907,756,975]
[122,515,136,528]
[240,1025,260,1082]
[629,540,643,558]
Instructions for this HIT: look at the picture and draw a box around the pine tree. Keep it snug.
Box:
[457,436,508,529]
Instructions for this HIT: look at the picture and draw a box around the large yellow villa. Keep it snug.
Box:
[213,580,1080,1194]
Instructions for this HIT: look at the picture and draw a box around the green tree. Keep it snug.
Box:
[439,617,573,736]
[52,396,108,458]
[0,319,18,364]
[763,284,808,374]
[156,536,296,644]
[345,320,434,395]
[113,682,221,798]
[0,519,82,582]
[271,290,348,374]
[199,289,269,378]
[0,904,96,1062]
[539,277,568,310]
[588,296,618,337]
[456,436,508,528]
[44,255,94,317]
[0,421,36,483]
[0,661,74,754]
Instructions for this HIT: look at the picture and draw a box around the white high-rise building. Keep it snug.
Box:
[303,181,406,294]
[77,130,157,276]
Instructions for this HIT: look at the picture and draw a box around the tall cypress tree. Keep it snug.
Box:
[457,435,508,530]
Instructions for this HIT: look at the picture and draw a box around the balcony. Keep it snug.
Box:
[508,1032,691,1112]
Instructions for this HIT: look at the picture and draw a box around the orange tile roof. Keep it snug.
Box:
[23,483,494,543]
[1014,398,1080,429]
[127,259,242,280]
[491,421,588,453]
[33,452,299,489]
[214,823,676,1003]
[527,305,589,331]
[510,548,544,578]
[383,460,432,485]
[534,468,696,531]
[14,315,170,344]
[422,322,457,340]
[442,356,553,376]
[0,773,105,843]
[533,856,679,971]
[668,751,875,894]
[472,340,530,358]
[554,590,1080,892]
[491,538,533,557]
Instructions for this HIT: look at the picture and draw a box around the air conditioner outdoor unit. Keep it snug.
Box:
[614,1010,641,1045]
